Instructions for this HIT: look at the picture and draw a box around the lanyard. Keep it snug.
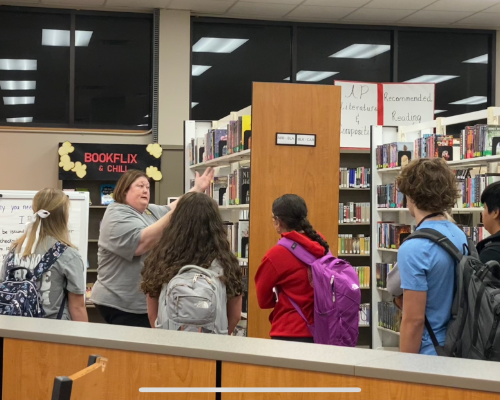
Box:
[416,212,444,229]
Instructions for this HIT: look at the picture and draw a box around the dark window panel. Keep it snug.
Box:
[191,22,292,121]
[0,10,70,126]
[75,14,152,129]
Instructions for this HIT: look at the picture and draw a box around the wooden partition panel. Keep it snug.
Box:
[3,339,215,400]
[248,82,341,339]
[221,362,499,400]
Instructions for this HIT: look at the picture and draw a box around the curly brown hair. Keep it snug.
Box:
[396,157,459,213]
[141,192,243,299]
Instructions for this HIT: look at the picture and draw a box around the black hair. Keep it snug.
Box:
[481,181,500,218]
[272,194,329,255]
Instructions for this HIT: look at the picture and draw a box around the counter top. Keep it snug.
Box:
[0,316,499,393]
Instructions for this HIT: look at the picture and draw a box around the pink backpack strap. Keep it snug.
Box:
[277,237,322,265]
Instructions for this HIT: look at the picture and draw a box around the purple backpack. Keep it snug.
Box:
[278,237,361,346]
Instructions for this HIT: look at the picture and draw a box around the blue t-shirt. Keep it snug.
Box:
[398,220,467,355]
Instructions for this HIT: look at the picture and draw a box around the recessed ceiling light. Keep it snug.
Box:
[0,81,36,90]
[405,75,458,84]
[144,114,149,118]
[283,71,339,82]
[192,65,212,76]
[330,44,390,59]
[449,96,487,105]
[137,124,148,127]
[463,54,488,64]
[0,59,37,71]
[42,29,93,47]
[192,38,248,53]
[3,96,35,105]
[7,117,33,123]
[192,102,199,108]
[434,110,447,114]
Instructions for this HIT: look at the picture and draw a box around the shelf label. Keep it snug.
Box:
[276,133,296,146]
[296,134,316,147]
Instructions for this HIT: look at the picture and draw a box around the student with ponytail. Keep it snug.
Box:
[255,194,328,342]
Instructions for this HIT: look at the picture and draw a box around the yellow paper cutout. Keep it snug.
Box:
[71,162,87,179]
[59,154,75,171]
[58,141,75,156]
[146,166,162,181]
[146,143,163,159]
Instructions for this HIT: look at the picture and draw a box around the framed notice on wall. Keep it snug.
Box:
[58,142,163,181]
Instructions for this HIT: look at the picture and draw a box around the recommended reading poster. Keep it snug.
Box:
[379,83,435,126]
[335,81,378,148]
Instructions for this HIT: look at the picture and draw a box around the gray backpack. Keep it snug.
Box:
[156,263,228,334]
[405,228,500,361]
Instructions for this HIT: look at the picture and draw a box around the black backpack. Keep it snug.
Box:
[405,228,500,361]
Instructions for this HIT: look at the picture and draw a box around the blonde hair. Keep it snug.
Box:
[12,188,75,257]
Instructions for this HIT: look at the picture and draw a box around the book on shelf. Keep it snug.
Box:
[238,220,249,259]
[359,303,371,327]
[377,222,411,249]
[378,302,402,333]
[458,225,490,245]
[339,167,371,188]
[228,167,251,205]
[224,222,239,256]
[339,202,370,223]
[376,263,396,289]
[239,115,252,151]
[376,183,405,209]
[338,234,370,255]
[354,266,370,288]
[100,184,115,206]
[213,176,228,206]
[376,142,414,169]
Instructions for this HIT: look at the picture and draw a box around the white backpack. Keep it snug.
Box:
[156,263,228,334]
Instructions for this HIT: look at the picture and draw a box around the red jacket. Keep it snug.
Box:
[255,231,326,338]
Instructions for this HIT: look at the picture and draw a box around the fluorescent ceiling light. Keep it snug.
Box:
[42,29,93,47]
[137,124,148,127]
[283,70,339,82]
[434,110,447,114]
[463,54,488,64]
[192,65,212,76]
[405,75,458,84]
[330,44,390,59]
[0,81,36,90]
[450,96,487,105]
[192,38,248,53]
[0,59,37,71]
[7,117,33,123]
[3,96,35,105]
[192,102,199,108]
[144,114,149,118]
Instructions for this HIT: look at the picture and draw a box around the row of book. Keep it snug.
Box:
[339,202,371,224]
[377,222,411,250]
[188,115,252,165]
[376,263,396,289]
[455,170,499,209]
[359,303,371,327]
[224,220,249,259]
[378,302,402,333]
[376,183,405,209]
[414,134,455,161]
[354,267,370,289]
[339,167,371,188]
[458,226,489,246]
[192,167,251,206]
[338,235,371,255]
[234,261,249,337]
[460,125,500,160]
[376,142,414,169]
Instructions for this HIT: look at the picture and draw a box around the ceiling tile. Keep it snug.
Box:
[454,12,500,27]
[424,0,500,12]
[286,5,357,20]
[343,8,414,22]
[398,10,474,24]
[106,0,171,7]
[241,0,303,4]
[481,3,500,12]
[43,0,105,5]
[168,0,235,13]
[303,0,371,7]
[364,0,436,10]
[227,2,296,17]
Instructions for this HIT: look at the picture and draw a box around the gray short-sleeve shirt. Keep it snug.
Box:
[91,202,170,314]
[0,236,85,320]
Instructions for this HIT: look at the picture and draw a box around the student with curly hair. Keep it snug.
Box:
[396,158,467,355]
[255,194,329,343]
[141,192,243,334]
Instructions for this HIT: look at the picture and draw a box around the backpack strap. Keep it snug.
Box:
[277,237,324,266]
[425,316,447,356]
[32,242,68,280]
[404,228,464,262]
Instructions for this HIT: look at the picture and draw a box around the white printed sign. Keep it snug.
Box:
[335,81,378,149]
[276,133,296,145]
[380,83,435,126]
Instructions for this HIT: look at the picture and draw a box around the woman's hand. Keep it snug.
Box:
[193,167,214,193]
